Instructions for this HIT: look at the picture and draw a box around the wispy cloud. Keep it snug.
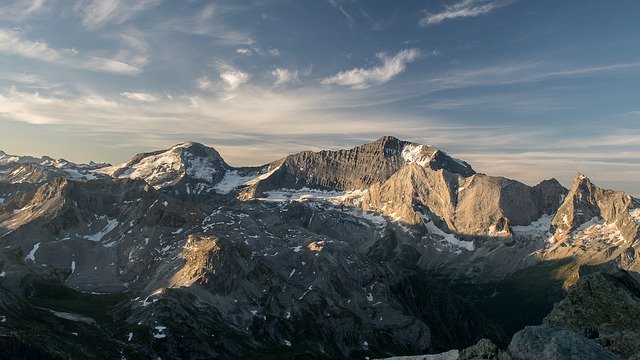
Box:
[327,0,357,29]
[272,68,298,86]
[236,48,252,56]
[120,91,158,102]
[195,75,214,92]
[419,0,509,26]
[321,48,422,89]
[0,84,433,140]
[0,0,48,21]
[195,62,251,100]
[161,3,252,45]
[0,86,118,125]
[219,65,250,90]
[421,61,640,92]
[0,28,142,75]
[74,0,161,29]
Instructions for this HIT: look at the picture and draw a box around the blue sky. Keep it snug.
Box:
[0,0,638,195]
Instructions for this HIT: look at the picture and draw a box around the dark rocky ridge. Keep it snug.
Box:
[241,136,475,199]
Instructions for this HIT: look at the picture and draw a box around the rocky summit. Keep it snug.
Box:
[0,136,638,359]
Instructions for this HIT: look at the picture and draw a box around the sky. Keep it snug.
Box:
[0,0,638,196]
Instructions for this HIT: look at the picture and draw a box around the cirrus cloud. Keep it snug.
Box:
[120,91,158,102]
[0,27,142,75]
[420,0,510,26]
[272,68,298,86]
[321,48,421,89]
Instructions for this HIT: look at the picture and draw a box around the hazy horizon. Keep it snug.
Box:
[0,0,638,196]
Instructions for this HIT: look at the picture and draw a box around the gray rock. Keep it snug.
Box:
[544,268,640,358]
[507,325,620,360]
[459,338,511,360]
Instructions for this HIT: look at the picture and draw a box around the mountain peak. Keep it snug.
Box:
[573,173,592,184]
[172,141,204,150]
[100,141,230,190]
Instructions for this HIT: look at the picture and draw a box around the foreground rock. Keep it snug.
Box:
[544,266,640,359]
[508,325,619,360]
[377,324,620,359]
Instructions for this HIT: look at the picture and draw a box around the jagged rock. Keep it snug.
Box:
[507,325,619,360]
[373,350,460,360]
[359,164,565,245]
[241,136,475,198]
[544,267,640,358]
[543,174,640,274]
[459,338,511,359]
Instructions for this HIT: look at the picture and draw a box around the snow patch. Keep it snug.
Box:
[153,326,167,339]
[630,208,640,224]
[100,148,184,189]
[85,217,118,242]
[423,217,474,251]
[25,242,40,262]
[512,214,554,234]
[214,170,260,194]
[185,156,219,180]
[63,168,98,180]
[401,144,430,166]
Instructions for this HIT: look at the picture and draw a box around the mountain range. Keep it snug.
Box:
[0,136,638,359]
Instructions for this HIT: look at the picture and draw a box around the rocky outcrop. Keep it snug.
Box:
[543,174,640,273]
[458,338,510,359]
[544,267,640,358]
[507,325,620,360]
[551,174,639,242]
[376,325,620,360]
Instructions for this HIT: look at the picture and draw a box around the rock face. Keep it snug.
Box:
[507,325,620,360]
[544,267,640,359]
[542,174,640,274]
[359,164,565,239]
[240,136,475,199]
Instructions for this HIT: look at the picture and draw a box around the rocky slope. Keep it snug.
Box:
[544,265,640,358]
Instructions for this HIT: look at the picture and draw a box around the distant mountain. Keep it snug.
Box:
[239,135,475,199]
[0,137,638,359]
[98,141,269,199]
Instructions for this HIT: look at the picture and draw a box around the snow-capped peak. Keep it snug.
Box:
[98,142,229,190]
[401,144,433,167]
